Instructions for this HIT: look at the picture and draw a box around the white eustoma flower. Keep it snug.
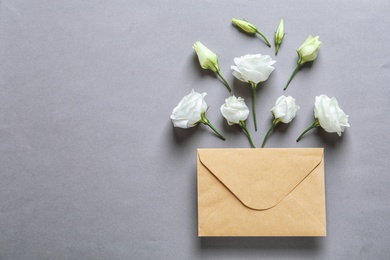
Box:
[284,35,322,90]
[274,19,284,55]
[220,96,256,148]
[314,95,350,136]
[231,54,276,85]
[261,95,300,147]
[271,95,300,124]
[232,18,271,47]
[170,90,226,140]
[231,54,276,131]
[170,89,207,128]
[297,95,350,142]
[220,96,250,125]
[193,41,231,92]
[297,35,322,65]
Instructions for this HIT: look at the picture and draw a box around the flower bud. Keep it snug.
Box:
[297,35,322,65]
[193,41,220,72]
[274,19,284,55]
[232,18,257,34]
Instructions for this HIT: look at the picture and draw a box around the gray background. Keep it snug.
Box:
[1,0,389,259]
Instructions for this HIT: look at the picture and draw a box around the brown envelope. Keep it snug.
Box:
[197,148,326,237]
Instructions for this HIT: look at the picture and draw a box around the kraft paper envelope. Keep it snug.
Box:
[197,148,326,236]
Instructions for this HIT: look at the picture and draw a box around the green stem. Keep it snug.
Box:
[256,30,271,47]
[250,82,258,131]
[284,63,301,91]
[201,113,226,141]
[296,120,320,142]
[239,121,256,148]
[261,119,280,148]
[216,71,232,92]
[275,43,280,55]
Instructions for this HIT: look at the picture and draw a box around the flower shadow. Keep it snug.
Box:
[262,72,277,89]
[261,119,297,148]
[299,61,315,73]
[315,127,346,148]
[232,78,251,99]
[171,123,199,145]
[231,26,257,39]
[274,121,291,134]
[232,77,275,102]
[296,125,346,149]
[220,117,242,135]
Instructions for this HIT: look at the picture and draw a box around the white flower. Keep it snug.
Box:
[220,96,255,148]
[297,35,322,65]
[314,95,350,136]
[193,41,220,72]
[193,41,232,92]
[274,19,284,55]
[220,96,249,125]
[170,90,207,128]
[170,90,226,140]
[284,35,322,90]
[296,95,350,142]
[231,54,276,85]
[231,54,276,131]
[261,95,299,148]
[271,95,300,124]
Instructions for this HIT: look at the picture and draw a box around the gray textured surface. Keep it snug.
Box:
[1,0,389,259]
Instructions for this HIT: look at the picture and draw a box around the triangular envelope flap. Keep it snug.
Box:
[198,148,323,210]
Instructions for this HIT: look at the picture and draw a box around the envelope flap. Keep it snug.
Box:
[198,148,324,210]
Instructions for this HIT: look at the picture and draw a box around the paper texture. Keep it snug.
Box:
[197,148,326,236]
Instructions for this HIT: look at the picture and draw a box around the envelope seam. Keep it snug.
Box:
[289,193,326,230]
[199,155,261,210]
[199,149,325,211]
[281,155,323,204]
